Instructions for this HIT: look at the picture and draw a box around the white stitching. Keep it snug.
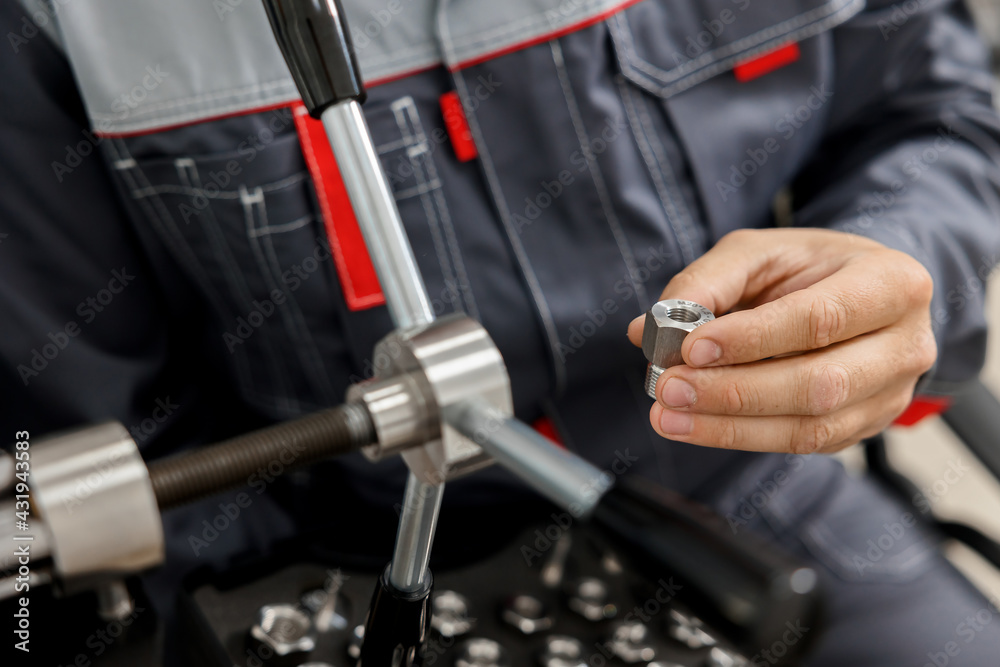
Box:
[633,84,701,263]
[130,171,308,200]
[239,185,301,413]
[392,97,460,316]
[610,0,858,86]
[551,40,649,309]
[617,79,694,265]
[107,138,257,395]
[442,41,568,392]
[247,214,314,237]
[613,1,862,99]
[244,187,336,405]
[394,98,480,320]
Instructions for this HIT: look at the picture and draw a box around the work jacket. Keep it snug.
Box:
[2,0,999,565]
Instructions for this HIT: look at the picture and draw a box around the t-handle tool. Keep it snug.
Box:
[263,1,444,664]
[259,1,822,664]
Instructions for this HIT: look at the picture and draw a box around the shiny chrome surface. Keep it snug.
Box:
[388,474,444,592]
[321,101,433,330]
[349,315,513,483]
[250,603,316,657]
[446,399,608,517]
[641,299,715,399]
[430,589,475,638]
[29,422,163,588]
[501,594,554,635]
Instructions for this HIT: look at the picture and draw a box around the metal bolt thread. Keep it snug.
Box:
[148,403,374,511]
[645,363,664,400]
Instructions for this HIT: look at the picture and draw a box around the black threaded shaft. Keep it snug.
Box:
[148,403,373,510]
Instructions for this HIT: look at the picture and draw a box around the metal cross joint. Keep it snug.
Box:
[346,314,513,485]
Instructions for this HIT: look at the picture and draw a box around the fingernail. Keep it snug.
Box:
[658,409,693,436]
[661,377,697,408]
[689,339,722,366]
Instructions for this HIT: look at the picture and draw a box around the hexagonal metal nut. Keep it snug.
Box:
[641,300,714,368]
[249,604,316,657]
[456,637,508,667]
[431,590,475,638]
[500,594,553,635]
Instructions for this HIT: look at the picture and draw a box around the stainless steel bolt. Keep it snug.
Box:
[346,624,364,660]
[501,594,554,635]
[705,647,750,667]
[666,608,716,649]
[456,637,508,667]
[539,635,587,667]
[249,604,316,657]
[642,299,714,399]
[567,577,616,621]
[431,590,475,638]
[607,620,657,663]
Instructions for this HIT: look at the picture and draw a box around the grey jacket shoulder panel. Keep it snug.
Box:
[49,0,861,135]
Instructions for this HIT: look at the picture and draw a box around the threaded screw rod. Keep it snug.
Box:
[148,403,374,511]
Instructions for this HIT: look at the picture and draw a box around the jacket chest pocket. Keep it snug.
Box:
[104,114,363,418]
[607,0,863,237]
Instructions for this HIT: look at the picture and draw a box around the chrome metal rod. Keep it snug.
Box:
[446,400,609,517]
[388,473,444,592]
[321,101,434,330]
[321,99,441,594]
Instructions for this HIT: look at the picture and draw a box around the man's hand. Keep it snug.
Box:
[627,228,937,455]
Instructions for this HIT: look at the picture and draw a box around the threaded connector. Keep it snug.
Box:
[645,363,665,400]
[641,300,714,400]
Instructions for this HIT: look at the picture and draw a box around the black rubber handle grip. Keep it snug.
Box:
[590,476,823,663]
[358,566,430,667]
[262,0,366,116]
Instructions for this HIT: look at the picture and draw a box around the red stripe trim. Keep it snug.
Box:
[93,65,439,139]
[92,1,643,138]
[93,100,298,138]
[291,103,385,310]
[532,417,565,448]
[439,91,479,162]
[733,42,801,82]
[892,396,952,427]
[450,0,645,71]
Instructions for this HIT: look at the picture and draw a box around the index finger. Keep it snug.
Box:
[680,259,928,366]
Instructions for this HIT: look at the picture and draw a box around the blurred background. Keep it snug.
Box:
[832,0,1000,602]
